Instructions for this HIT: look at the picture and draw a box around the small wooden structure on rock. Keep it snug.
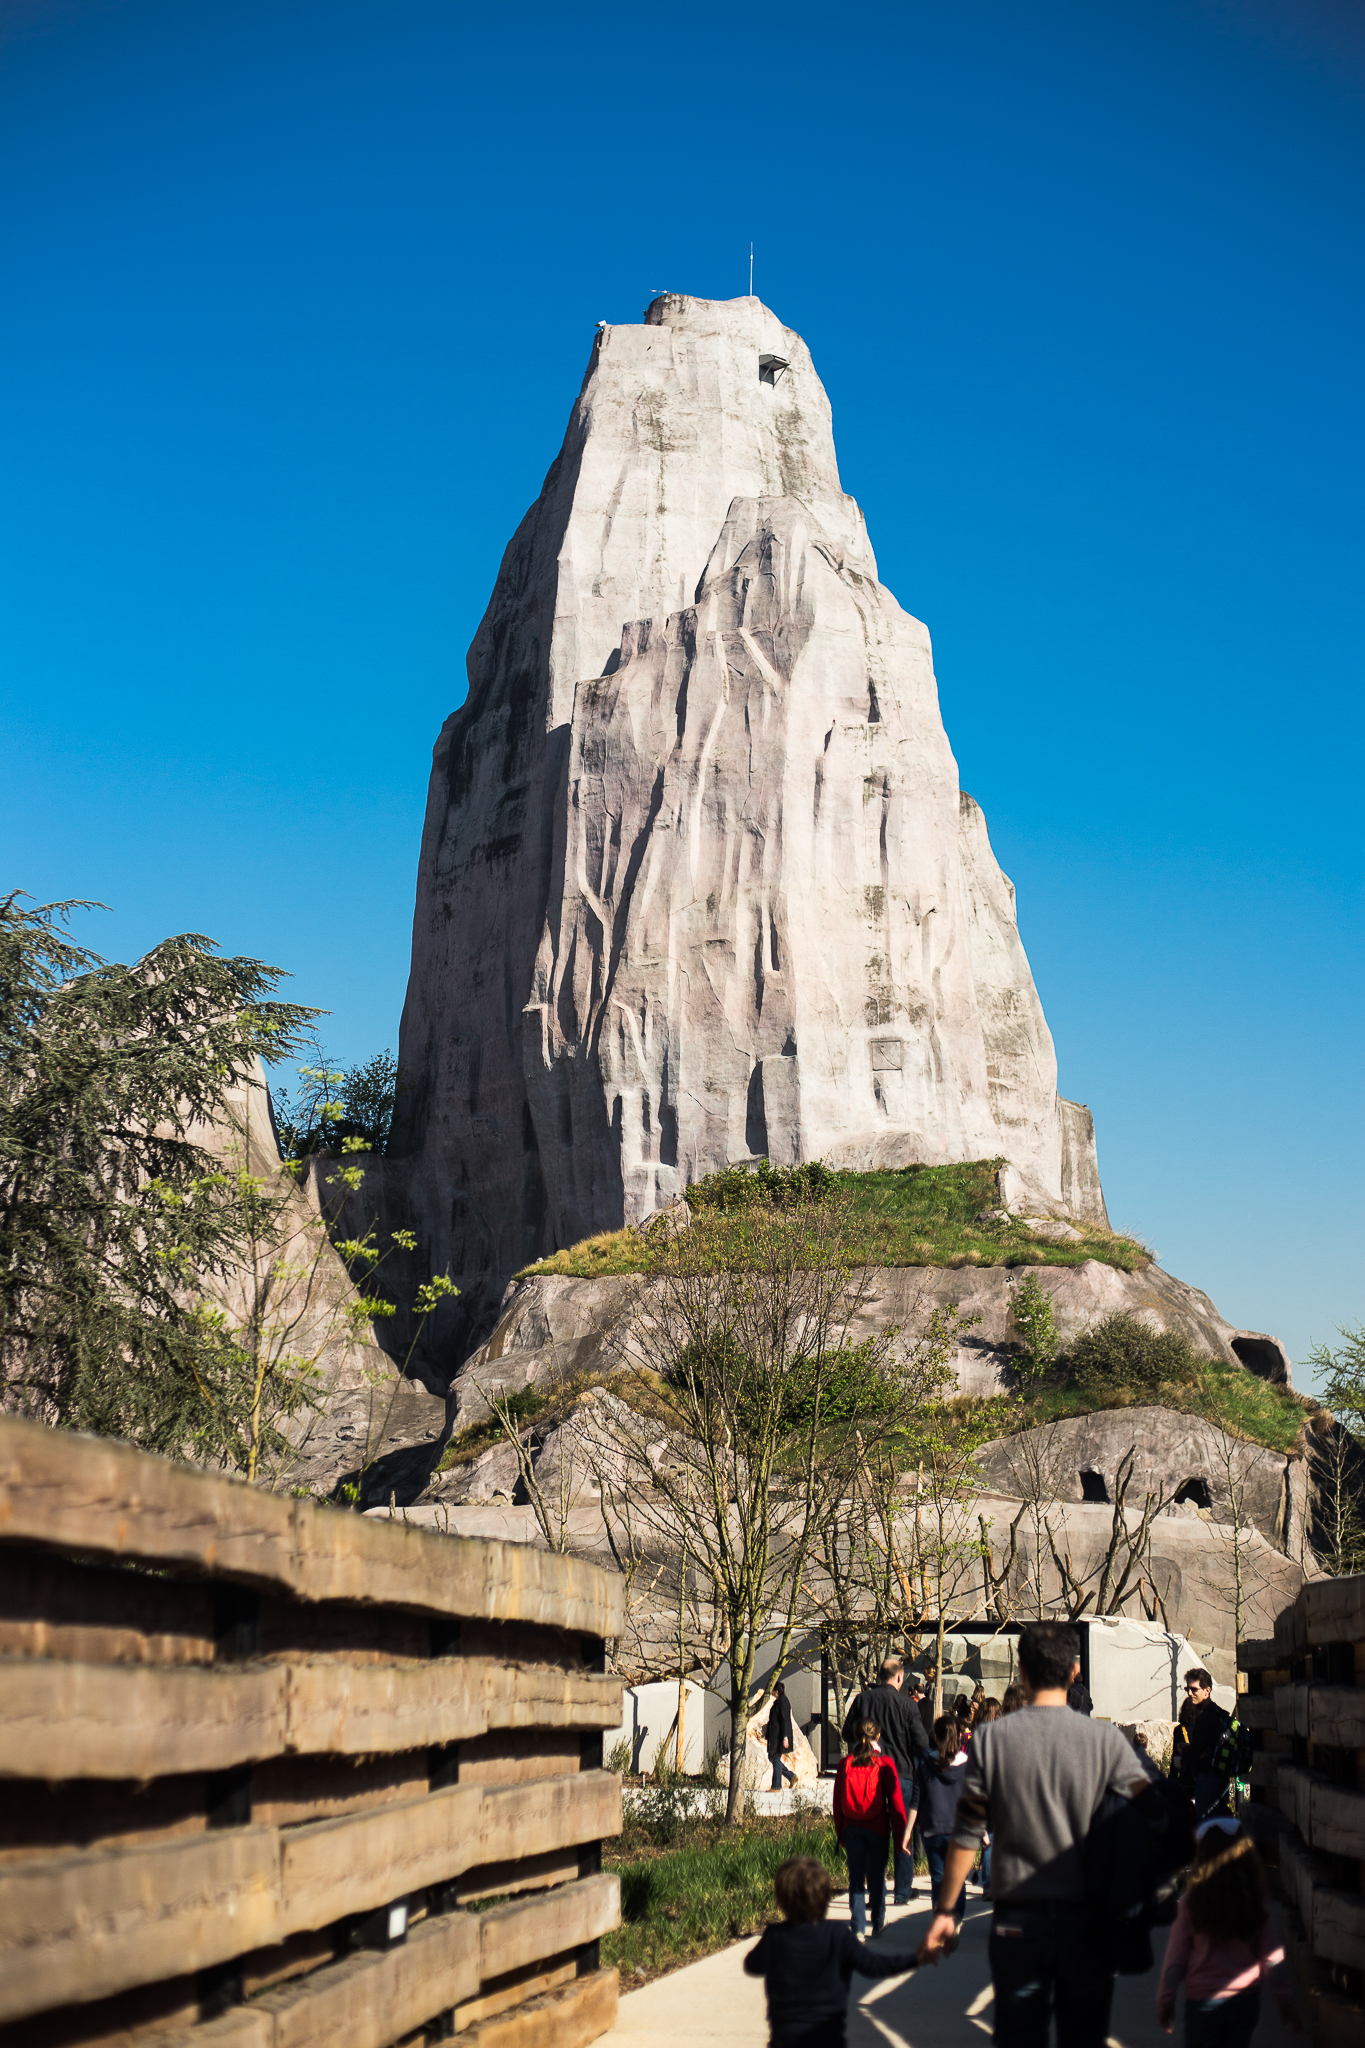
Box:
[0,1416,624,2048]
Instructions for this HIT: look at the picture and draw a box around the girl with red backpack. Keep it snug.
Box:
[833,1721,908,1937]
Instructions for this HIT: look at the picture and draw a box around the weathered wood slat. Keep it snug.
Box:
[280,1771,618,1935]
[1307,1684,1365,1750]
[0,1826,284,2024]
[0,1656,622,1782]
[461,1968,618,2048]
[478,1873,619,1982]
[1303,1573,1365,1650]
[1237,1695,1277,1730]
[1309,1779,1365,1860]
[0,1417,622,1639]
[0,1772,619,2023]
[1236,1639,1283,1673]
[284,1658,622,1757]
[255,1908,480,2048]
[0,1660,289,1781]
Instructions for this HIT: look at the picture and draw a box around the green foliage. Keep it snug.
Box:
[687,1157,837,1212]
[1064,1312,1198,1395]
[1010,1273,1058,1381]
[274,1046,398,1158]
[604,1813,848,1982]
[669,1333,899,1432]
[1308,1323,1365,1436]
[0,894,317,1457]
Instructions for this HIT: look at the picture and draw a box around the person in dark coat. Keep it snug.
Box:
[744,1855,923,2048]
[1171,1668,1232,1820]
[1067,1676,1094,1715]
[766,1679,797,1790]
[841,1657,928,1904]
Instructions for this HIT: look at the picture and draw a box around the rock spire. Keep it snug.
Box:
[390,294,1107,1323]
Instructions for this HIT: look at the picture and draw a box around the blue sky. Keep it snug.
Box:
[2,0,1361,1381]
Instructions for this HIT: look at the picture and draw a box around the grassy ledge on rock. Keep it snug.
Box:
[517,1159,1149,1281]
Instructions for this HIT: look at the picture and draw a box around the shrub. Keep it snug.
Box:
[687,1157,836,1212]
[1064,1312,1197,1394]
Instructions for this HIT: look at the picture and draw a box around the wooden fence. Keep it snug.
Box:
[1239,1570,1365,2047]
[0,1415,625,2048]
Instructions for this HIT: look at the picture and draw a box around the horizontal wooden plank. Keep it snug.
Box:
[1312,1779,1365,1860]
[1307,1684,1365,1749]
[478,1874,619,1982]
[0,1826,283,2025]
[461,1967,618,2048]
[0,1660,288,1781]
[0,1656,622,1782]
[0,1549,215,1667]
[1238,1695,1277,1730]
[280,1771,617,1935]
[0,1417,623,1639]
[284,1658,623,1758]
[1236,1639,1283,1673]
[1303,1572,1365,1649]
[0,1771,618,2023]
[257,1907,479,2048]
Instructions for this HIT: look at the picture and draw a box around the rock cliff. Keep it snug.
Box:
[391,294,1107,1329]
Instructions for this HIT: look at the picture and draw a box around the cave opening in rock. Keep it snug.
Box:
[1079,1469,1109,1503]
[1230,1335,1287,1383]
[1173,1477,1213,1510]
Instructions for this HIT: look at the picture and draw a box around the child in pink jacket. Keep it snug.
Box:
[1158,1821,1296,2048]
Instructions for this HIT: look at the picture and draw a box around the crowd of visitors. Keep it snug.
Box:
[745,1625,1293,2048]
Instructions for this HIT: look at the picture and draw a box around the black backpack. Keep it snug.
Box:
[1083,1779,1196,1975]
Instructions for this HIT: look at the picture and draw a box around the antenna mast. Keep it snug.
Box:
[749,242,753,298]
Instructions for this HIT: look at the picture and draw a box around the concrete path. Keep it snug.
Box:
[604,1892,1294,2048]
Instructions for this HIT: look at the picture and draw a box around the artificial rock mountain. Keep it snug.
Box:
[390,295,1108,1327]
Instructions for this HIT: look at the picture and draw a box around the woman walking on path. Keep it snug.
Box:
[833,1721,907,1937]
[1157,1821,1296,2048]
[905,1716,969,1910]
[766,1681,797,1791]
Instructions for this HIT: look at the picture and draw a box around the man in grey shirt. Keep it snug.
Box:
[921,1621,1154,2046]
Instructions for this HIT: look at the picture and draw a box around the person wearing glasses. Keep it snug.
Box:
[1171,1669,1232,1822]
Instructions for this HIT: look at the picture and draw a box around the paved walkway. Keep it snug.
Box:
[604,1892,1294,2048]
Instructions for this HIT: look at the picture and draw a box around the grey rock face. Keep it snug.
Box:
[976,1405,1309,1556]
[392,294,1108,1324]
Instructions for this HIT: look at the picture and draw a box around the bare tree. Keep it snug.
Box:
[1045,1445,1168,1620]
[576,1191,958,1821]
[985,1420,1073,1619]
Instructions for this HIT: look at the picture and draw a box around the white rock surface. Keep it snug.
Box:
[391,294,1108,1325]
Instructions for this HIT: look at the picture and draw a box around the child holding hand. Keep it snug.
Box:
[744,1856,926,2048]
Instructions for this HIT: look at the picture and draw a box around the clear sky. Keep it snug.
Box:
[2,0,1361,1383]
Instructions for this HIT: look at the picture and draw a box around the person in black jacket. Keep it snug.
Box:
[744,1855,924,2048]
[1170,1668,1232,1820]
[841,1657,928,1905]
[766,1680,797,1790]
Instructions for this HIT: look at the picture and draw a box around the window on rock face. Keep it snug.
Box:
[759,353,790,386]
[1079,1469,1109,1503]
[1173,1476,1213,1511]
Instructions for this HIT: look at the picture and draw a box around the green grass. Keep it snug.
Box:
[603,1809,851,1985]
[1017,1359,1310,1456]
[517,1159,1149,1282]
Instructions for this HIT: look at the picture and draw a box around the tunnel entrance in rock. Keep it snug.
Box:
[1079,1469,1109,1503]
[1230,1335,1287,1383]
[1173,1477,1213,1510]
